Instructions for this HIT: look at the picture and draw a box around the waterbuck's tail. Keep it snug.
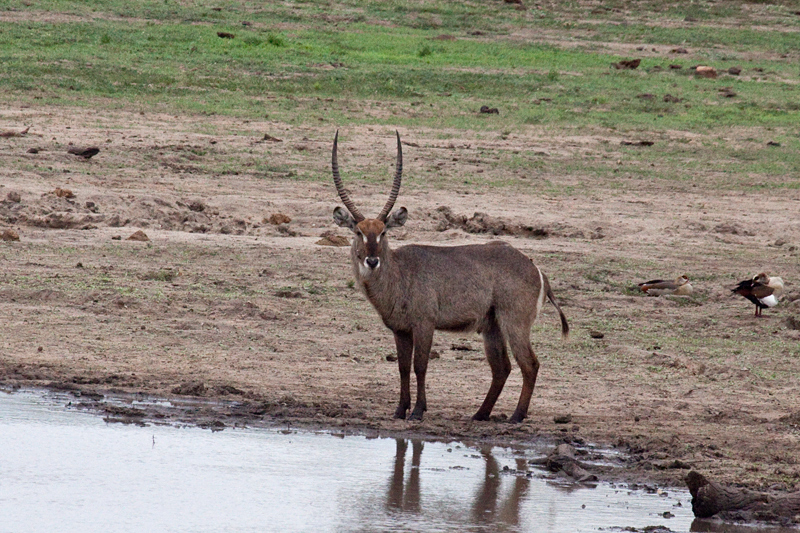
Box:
[546,283,569,340]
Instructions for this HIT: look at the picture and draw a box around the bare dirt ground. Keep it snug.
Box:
[1,106,799,496]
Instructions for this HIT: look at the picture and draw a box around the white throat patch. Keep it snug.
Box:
[359,258,380,277]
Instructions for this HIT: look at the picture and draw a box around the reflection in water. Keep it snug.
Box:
[385,440,533,530]
[471,449,529,527]
[387,439,423,513]
[4,391,785,533]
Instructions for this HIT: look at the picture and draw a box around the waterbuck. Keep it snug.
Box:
[331,131,569,423]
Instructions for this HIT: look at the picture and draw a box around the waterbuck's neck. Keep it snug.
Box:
[351,241,402,310]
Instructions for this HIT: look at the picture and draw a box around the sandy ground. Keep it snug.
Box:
[1,106,799,496]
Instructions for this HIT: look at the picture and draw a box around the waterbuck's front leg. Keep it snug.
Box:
[409,325,434,421]
[393,330,413,419]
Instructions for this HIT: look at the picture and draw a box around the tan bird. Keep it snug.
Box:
[753,272,784,297]
[638,275,693,296]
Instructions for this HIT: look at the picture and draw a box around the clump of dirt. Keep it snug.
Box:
[316,230,350,246]
[432,206,581,238]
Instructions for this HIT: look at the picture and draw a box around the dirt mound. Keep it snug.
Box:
[432,206,582,238]
[0,192,282,236]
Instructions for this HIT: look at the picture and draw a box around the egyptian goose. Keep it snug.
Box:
[732,273,782,317]
[638,275,693,296]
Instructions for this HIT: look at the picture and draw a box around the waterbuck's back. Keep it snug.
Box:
[391,241,545,332]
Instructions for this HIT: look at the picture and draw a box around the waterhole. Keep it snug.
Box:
[0,390,791,533]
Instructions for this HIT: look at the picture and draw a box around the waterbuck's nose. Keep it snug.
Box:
[366,257,380,269]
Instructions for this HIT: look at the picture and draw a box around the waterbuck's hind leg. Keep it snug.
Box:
[393,331,413,419]
[408,325,434,421]
[507,328,540,424]
[472,317,511,421]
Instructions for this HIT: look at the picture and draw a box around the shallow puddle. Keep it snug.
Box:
[0,390,793,533]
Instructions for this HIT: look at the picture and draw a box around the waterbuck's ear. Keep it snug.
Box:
[385,207,408,229]
[333,206,357,231]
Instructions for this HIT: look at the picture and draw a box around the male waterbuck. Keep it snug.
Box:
[331,131,569,423]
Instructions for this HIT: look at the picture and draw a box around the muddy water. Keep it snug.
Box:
[0,390,790,533]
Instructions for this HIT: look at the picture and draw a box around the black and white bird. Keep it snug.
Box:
[732,272,783,317]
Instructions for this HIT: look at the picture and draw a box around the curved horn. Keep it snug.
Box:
[331,130,364,222]
[378,130,403,221]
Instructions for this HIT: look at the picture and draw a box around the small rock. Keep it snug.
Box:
[589,330,605,339]
[217,31,235,39]
[479,105,499,114]
[386,354,398,362]
[188,200,205,212]
[554,414,572,424]
[127,230,149,241]
[111,235,122,240]
[728,66,742,75]
[6,191,21,203]
[27,147,39,154]
[671,47,689,54]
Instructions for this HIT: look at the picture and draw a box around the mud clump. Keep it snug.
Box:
[172,381,207,396]
[316,230,349,246]
[127,230,150,241]
[433,206,554,239]
[1,229,20,241]
[52,188,75,199]
[268,213,292,225]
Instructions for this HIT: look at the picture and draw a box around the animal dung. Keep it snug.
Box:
[612,58,640,70]
[695,66,717,78]
[638,275,693,296]
[217,31,235,39]
[67,146,100,159]
[621,140,654,146]
[0,126,30,138]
